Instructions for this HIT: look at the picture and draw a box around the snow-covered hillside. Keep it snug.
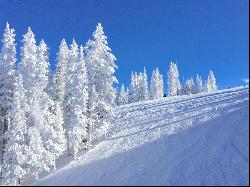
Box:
[33,87,249,186]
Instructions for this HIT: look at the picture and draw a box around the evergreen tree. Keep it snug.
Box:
[84,23,118,140]
[52,39,70,157]
[36,39,66,169]
[181,80,189,95]
[125,87,129,104]
[181,78,194,95]
[128,71,137,103]
[150,69,156,99]
[118,83,128,105]
[196,74,203,93]
[2,73,29,185]
[36,40,49,93]
[190,78,195,94]
[19,28,65,175]
[87,85,99,147]
[141,67,149,100]
[38,94,66,169]
[19,27,38,101]
[66,45,89,158]
[167,62,180,96]
[53,39,69,102]
[64,39,79,155]
[150,68,164,99]
[134,72,139,99]
[173,63,181,95]
[0,22,17,173]
[136,72,143,101]
[206,70,217,91]
[45,69,55,99]
[26,125,51,180]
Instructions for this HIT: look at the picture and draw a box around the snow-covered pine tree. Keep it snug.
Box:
[52,39,70,157]
[190,78,195,94]
[150,69,156,99]
[19,27,38,102]
[181,80,189,95]
[129,69,149,102]
[19,29,65,175]
[167,62,181,96]
[141,67,149,100]
[125,87,129,104]
[181,78,194,95]
[173,63,181,95]
[118,83,128,105]
[36,40,49,92]
[53,39,69,102]
[87,85,99,148]
[2,72,29,185]
[206,70,217,92]
[64,42,89,158]
[69,45,88,158]
[26,124,51,180]
[36,40,66,168]
[135,72,142,102]
[41,99,66,168]
[64,39,79,155]
[128,71,137,103]
[45,69,55,99]
[196,74,203,93]
[84,23,118,140]
[19,27,49,180]
[136,72,143,101]
[0,23,16,171]
[167,62,174,96]
[150,68,164,99]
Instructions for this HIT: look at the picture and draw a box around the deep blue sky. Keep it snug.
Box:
[0,0,249,91]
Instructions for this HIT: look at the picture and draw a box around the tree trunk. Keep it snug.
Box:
[15,178,21,186]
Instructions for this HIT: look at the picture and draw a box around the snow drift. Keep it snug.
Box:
[33,87,249,186]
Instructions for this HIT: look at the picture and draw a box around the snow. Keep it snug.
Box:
[33,87,249,186]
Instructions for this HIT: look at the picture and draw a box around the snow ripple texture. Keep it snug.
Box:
[34,87,249,186]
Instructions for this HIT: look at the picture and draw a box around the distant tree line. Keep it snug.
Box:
[115,62,217,106]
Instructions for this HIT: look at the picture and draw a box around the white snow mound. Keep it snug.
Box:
[34,87,249,186]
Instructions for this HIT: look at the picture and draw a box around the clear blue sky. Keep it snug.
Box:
[0,0,249,91]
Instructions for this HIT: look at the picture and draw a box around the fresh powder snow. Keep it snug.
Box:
[33,86,249,186]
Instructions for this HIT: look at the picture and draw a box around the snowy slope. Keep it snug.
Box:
[33,87,249,186]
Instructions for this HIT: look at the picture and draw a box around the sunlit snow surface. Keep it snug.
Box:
[33,87,249,186]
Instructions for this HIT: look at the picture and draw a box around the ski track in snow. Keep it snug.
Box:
[33,87,249,186]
